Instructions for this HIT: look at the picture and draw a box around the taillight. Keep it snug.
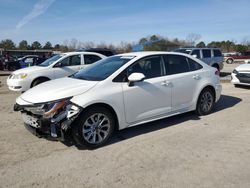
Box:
[215,70,220,76]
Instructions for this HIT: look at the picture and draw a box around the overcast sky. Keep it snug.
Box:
[0,0,250,45]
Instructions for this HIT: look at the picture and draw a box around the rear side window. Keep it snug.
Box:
[164,55,189,75]
[213,50,222,57]
[187,58,203,71]
[191,50,201,58]
[84,55,101,65]
[202,49,212,58]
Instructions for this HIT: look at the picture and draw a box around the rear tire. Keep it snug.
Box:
[72,106,115,149]
[196,88,215,116]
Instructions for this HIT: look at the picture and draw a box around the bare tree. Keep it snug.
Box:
[242,36,250,46]
[186,33,201,46]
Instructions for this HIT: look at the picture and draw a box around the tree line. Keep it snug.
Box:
[0,34,249,53]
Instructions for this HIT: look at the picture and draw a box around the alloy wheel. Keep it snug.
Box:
[200,91,213,113]
[82,113,111,144]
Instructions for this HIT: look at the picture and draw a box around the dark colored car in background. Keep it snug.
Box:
[76,48,117,57]
[0,56,4,70]
[6,55,46,71]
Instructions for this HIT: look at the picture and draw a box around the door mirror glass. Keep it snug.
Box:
[54,62,64,68]
[128,73,145,86]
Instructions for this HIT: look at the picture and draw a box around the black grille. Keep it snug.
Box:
[236,73,250,83]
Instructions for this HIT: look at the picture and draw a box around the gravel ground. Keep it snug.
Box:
[0,76,250,188]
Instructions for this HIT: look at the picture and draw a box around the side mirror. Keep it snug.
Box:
[128,73,145,86]
[54,62,64,68]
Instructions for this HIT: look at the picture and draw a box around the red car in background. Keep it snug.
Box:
[223,51,250,64]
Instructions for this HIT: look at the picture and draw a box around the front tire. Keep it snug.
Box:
[72,107,115,148]
[196,88,215,116]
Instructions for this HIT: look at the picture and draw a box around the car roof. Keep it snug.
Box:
[178,48,221,50]
[117,51,190,57]
[61,51,106,56]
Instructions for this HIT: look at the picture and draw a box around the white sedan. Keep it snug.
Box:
[7,52,106,92]
[231,61,250,86]
[14,52,222,148]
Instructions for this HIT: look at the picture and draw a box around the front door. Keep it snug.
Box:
[53,54,82,79]
[122,55,172,124]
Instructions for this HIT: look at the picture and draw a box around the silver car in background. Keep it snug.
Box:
[175,48,224,71]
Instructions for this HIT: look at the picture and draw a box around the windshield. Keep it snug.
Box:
[175,49,192,54]
[72,56,134,81]
[38,54,64,67]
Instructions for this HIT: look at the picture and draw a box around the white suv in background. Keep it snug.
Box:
[14,52,222,148]
[7,52,106,92]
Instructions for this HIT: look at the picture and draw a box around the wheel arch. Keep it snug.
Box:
[30,76,50,88]
[196,85,216,105]
[80,102,120,131]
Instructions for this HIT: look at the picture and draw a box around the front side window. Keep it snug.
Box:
[127,56,164,79]
[72,56,134,81]
[59,55,81,66]
[191,50,201,58]
[84,55,101,65]
[24,57,34,63]
[39,54,64,67]
[202,49,212,58]
[165,55,190,75]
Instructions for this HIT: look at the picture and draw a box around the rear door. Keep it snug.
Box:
[163,55,203,111]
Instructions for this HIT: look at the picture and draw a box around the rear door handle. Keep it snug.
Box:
[192,75,200,80]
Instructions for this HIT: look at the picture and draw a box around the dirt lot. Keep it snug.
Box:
[0,75,250,188]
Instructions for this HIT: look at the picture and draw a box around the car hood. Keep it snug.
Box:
[235,64,250,72]
[12,66,47,74]
[18,77,98,104]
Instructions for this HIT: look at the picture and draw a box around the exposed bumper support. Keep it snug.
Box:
[16,102,82,141]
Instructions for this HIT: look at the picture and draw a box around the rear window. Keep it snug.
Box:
[213,50,222,57]
[202,49,211,58]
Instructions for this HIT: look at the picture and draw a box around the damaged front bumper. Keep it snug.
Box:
[14,100,82,141]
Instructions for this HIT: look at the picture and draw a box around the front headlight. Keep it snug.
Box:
[43,98,72,118]
[232,69,238,74]
[13,73,28,79]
